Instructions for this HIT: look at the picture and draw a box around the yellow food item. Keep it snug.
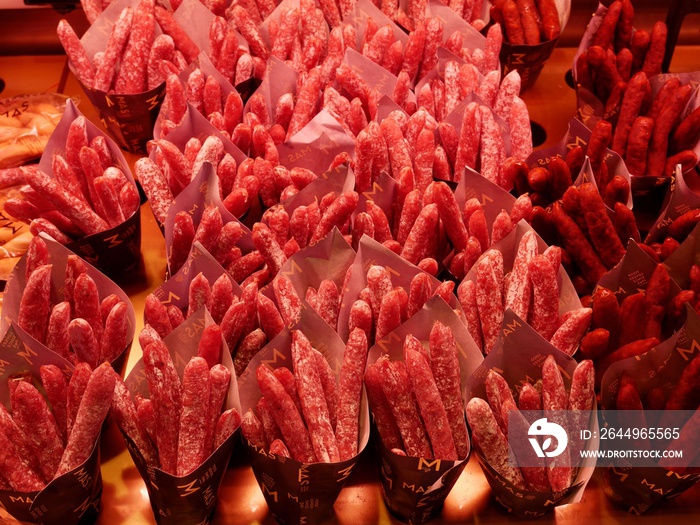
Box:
[0,93,71,168]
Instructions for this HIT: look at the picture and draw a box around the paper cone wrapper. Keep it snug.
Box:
[598,307,700,514]
[338,235,465,344]
[1,233,136,375]
[121,308,240,525]
[460,220,582,354]
[0,326,104,524]
[465,310,599,517]
[37,99,142,277]
[366,298,482,523]
[237,309,368,525]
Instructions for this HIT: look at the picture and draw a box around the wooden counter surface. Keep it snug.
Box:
[1,45,699,524]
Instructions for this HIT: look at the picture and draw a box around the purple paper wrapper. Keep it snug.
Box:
[0,326,103,525]
[645,164,700,244]
[573,4,700,178]
[338,235,465,344]
[171,0,217,56]
[346,0,409,52]
[242,57,298,126]
[366,297,482,524]
[172,0,250,80]
[277,110,356,172]
[37,99,142,277]
[280,162,355,211]
[77,79,166,154]
[495,0,569,92]
[339,48,401,102]
[664,221,700,289]
[121,308,241,525]
[572,3,616,128]
[151,240,242,313]
[465,309,599,517]
[270,227,355,329]
[396,0,490,35]
[152,100,251,228]
[163,161,254,276]
[154,51,240,140]
[460,220,582,354]
[526,117,633,208]
[597,239,681,302]
[78,0,168,153]
[598,307,700,514]
[156,101,248,165]
[453,167,515,223]
[1,233,136,376]
[375,94,408,123]
[237,308,368,525]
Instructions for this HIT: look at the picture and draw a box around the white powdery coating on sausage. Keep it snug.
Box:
[459,279,483,351]
[504,230,538,321]
[69,318,99,367]
[484,24,502,73]
[455,102,480,181]
[232,6,269,60]
[257,364,316,462]
[135,158,173,224]
[378,359,432,458]
[114,7,155,94]
[493,70,521,121]
[273,276,301,326]
[529,255,560,341]
[187,273,211,318]
[112,379,158,467]
[102,302,128,362]
[192,136,224,180]
[177,357,210,476]
[568,360,595,411]
[58,21,96,88]
[94,8,134,92]
[146,34,175,91]
[18,264,52,343]
[401,204,439,264]
[475,250,504,352]
[466,397,526,489]
[405,344,457,461]
[335,328,368,460]
[0,425,45,491]
[477,70,501,108]
[430,322,469,458]
[435,182,468,251]
[12,381,65,481]
[479,106,504,185]
[57,363,117,476]
[312,191,359,243]
[205,364,231,450]
[253,226,286,276]
[509,97,534,162]
[186,69,206,113]
[291,332,338,462]
[144,341,182,474]
[549,308,592,356]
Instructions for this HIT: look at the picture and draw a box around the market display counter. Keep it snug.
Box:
[1,45,700,524]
